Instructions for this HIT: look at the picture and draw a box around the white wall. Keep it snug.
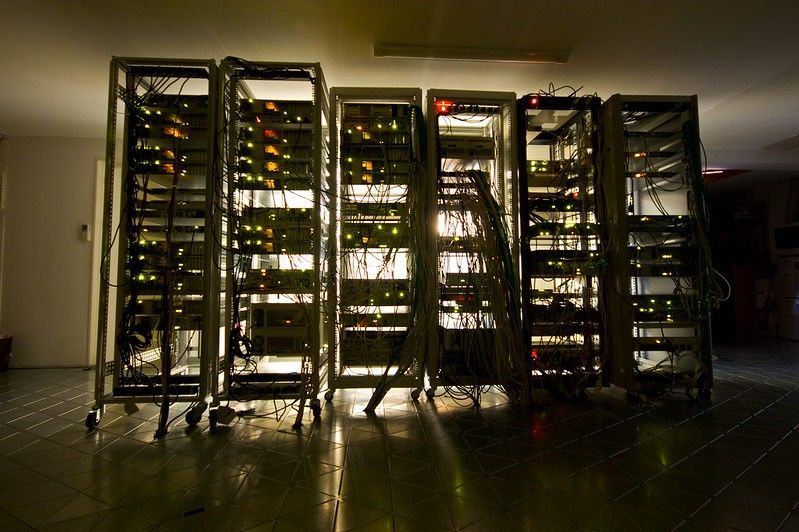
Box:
[1,136,105,367]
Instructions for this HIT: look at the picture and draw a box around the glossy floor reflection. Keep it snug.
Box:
[0,342,798,531]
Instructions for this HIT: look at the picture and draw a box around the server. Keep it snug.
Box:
[426,90,531,407]
[327,88,425,408]
[90,58,219,435]
[215,59,328,427]
[517,94,603,396]
[600,95,712,397]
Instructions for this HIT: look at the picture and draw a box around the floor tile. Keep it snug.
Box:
[0,342,797,530]
[396,496,454,529]
[273,499,337,532]
[780,511,799,532]
[689,498,787,531]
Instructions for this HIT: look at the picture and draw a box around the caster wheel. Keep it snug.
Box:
[410,389,421,401]
[425,388,435,400]
[208,409,218,431]
[185,408,202,426]
[324,390,334,401]
[85,411,100,429]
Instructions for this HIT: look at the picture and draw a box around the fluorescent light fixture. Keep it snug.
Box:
[702,170,724,175]
[374,43,569,64]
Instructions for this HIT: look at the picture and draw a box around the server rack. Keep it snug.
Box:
[215,60,328,427]
[326,88,426,407]
[90,58,219,435]
[600,95,712,397]
[517,95,603,396]
[425,90,531,407]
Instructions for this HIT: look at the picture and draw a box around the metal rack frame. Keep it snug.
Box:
[326,87,425,405]
[425,90,528,406]
[89,57,219,434]
[517,94,604,395]
[599,94,712,397]
[213,59,329,428]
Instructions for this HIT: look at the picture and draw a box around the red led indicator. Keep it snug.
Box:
[435,99,455,115]
[529,96,539,107]
[530,349,538,361]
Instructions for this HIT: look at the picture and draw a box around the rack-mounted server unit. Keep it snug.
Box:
[426,90,530,406]
[600,95,712,396]
[517,95,603,395]
[216,60,328,425]
[327,88,425,404]
[90,58,219,434]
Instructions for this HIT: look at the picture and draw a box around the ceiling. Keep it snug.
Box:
[1,0,798,188]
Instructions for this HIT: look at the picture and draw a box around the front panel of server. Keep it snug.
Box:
[329,89,423,392]
[518,95,603,393]
[222,62,327,401]
[97,60,217,402]
[427,92,529,405]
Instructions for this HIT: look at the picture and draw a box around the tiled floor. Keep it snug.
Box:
[1,342,798,531]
